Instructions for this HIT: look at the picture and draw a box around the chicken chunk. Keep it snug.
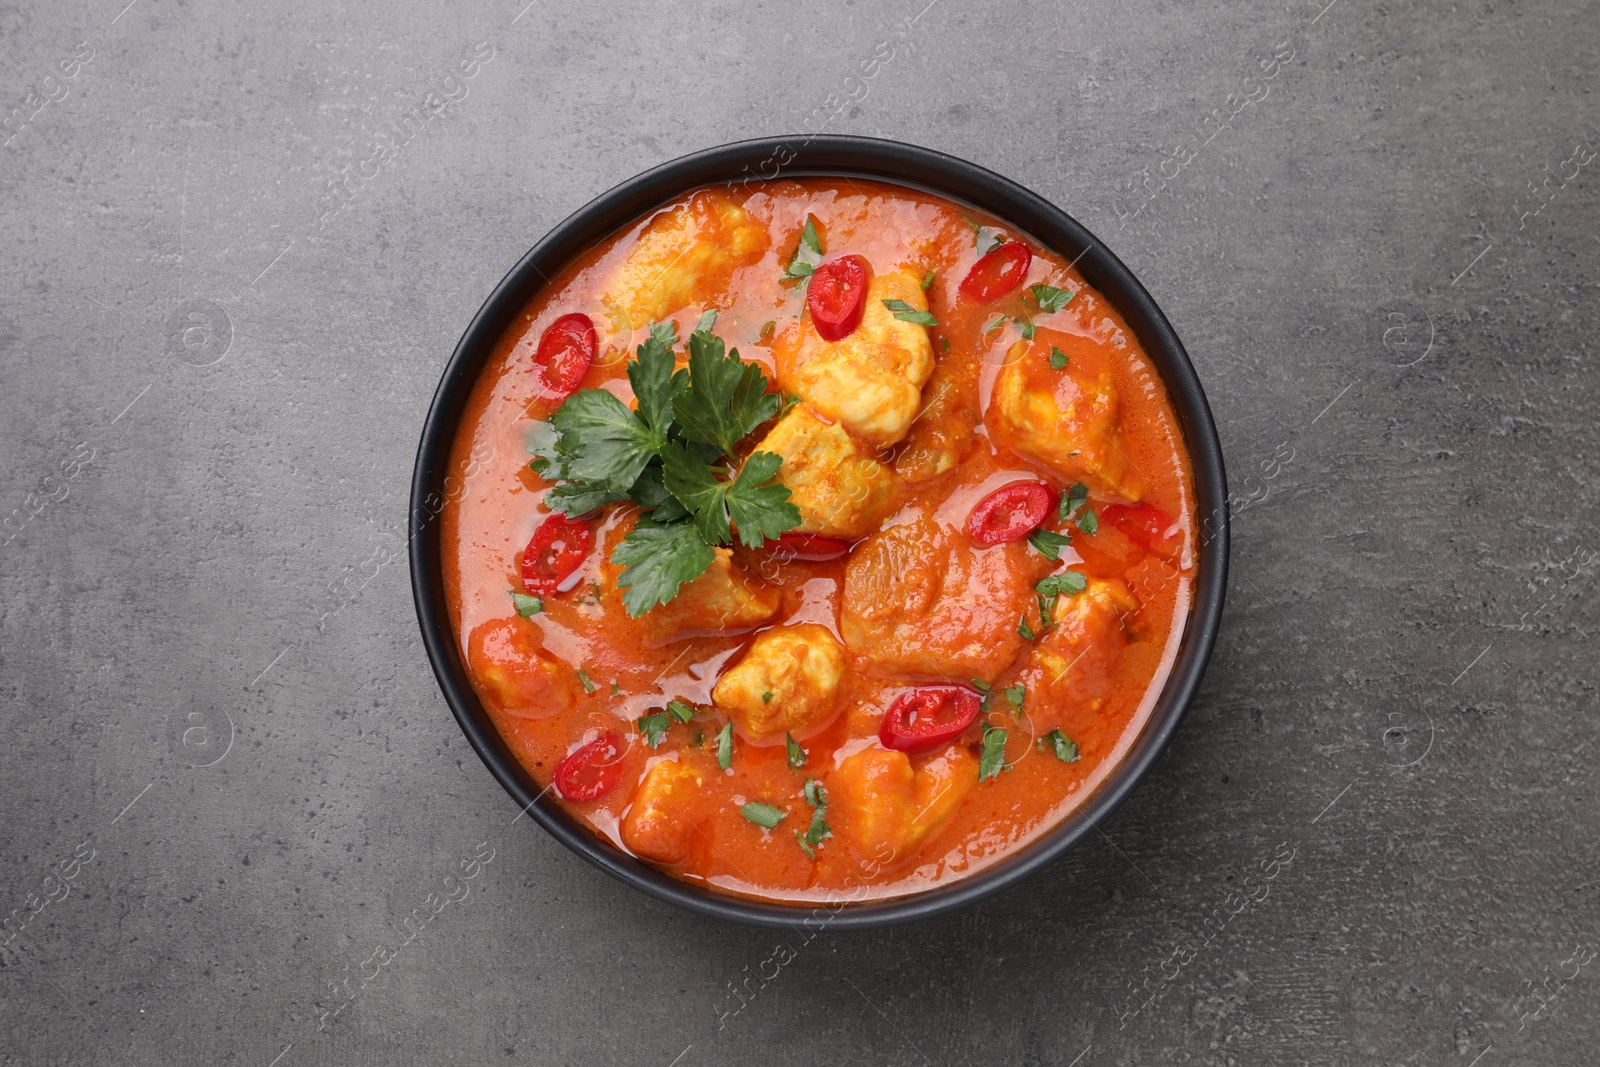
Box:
[777,266,935,448]
[831,744,976,862]
[1019,577,1139,721]
[892,359,977,485]
[638,547,781,639]
[466,617,580,719]
[751,403,899,539]
[603,190,770,329]
[621,758,707,866]
[988,328,1140,500]
[712,624,846,741]
[841,517,1053,679]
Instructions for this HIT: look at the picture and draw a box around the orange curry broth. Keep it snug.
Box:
[441,178,1196,903]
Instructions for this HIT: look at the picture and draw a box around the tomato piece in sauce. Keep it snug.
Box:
[533,313,597,399]
[770,531,853,561]
[967,482,1054,545]
[958,242,1032,303]
[553,731,624,800]
[807,255,870,341]
[520,513,594,595]
[879,687,983,753]
[1100,503,1180,554]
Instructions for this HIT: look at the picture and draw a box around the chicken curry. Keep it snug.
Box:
[441,178,1195,903]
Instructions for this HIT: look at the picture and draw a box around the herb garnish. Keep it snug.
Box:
[576,667,597,694]
[1016,318,1036,340]
[1018,614,1036,641]
[716,721,734,770]
[531,316,801,615]
[1028,528,1072,561]
[803,778,827,809]
[976,226,1006,254]
[796,778,832,857]
[1059,482,1088,524]
[637,711,670,748]
[784,216,824,279]
[979,725,1010,781]
[1028,283,1076,314]
[1004,683,1026,710]
[971,678,992,694]
[1044,728,1080,762]
[1048,346,1070,370]
[984,315,1007,336]
[1077,508,1098,535]
[740,801,787,829]
[667,700,695,724]
[1036,571,1088,598]
[508,590,543,617]
[881,298,938,327]
[920,270,936,290]
[785,732,806,769]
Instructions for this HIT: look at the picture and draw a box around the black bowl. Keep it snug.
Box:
[409,135,1229,929]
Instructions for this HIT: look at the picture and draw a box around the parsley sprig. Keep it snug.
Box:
[530,315,802,615]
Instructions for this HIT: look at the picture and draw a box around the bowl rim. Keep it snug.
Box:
[409,134,1229,930]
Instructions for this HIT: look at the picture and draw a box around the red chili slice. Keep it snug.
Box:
[533,313,597,399]
[807,255,871,341]
[879,687,983,753]
[967,482,1054,546]
[519,513,594,595]
[553,731,624,800]
[771,531,853,561]
[958,242,1032,303]
[1100,503,1179,550]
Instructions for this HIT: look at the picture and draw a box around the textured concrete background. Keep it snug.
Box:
[1,0,1596,1063]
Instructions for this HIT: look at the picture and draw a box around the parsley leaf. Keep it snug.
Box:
[1037,571,1088,597]
[1029,283,1076,314]
[667,699,695,724]
[1028,528,1072,561]
[628,322,689,436]
[786,733,806,769]
[920,270,936,290]
[785,215,824,278]
[548,388,664,492]
[984,315,1007,336]
[673,329,782,460]
[971,678,992,694]
[796,833,816,858]
[803,778,827,809]
[1060,482,1088,523]
[576,668,597,694]
[716,721,734,770]
[1048,346,1070,370]
[1016,318,1036,340]
[979,726,1010,781]
[1077,507,1098,535]
[1018,614,1035,640]
[1038,592,1054,629]
[881,298,938,327]
[740,801,786,829]
[637,711,670,748]
[508,590,543,617]
[662,445,799,549]
[1005,683,1026,710]
[799,807,831,852]
[611,518,717,616]
[1045,728,1080,762]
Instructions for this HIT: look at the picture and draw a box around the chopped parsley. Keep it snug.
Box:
[610,681,622,697]
[508,590,543,617]
[1044,728,1080,762]
[1077,508,1098,535]
[786,732,806,769]
[1004,683,1026,710]
[1048,346,1070,370]
[1038,592,1054,629]
[796,778,831,857]
[784,215,824,278]
[881,298,938,327]
[756,320,776,344]
[1018,614,1036,641]
[920,269,936,290]
[532,318,801,615]
[803,778,827,808]
[978,726,1010,781]
[1028,528,1072,561]
[1059,482,1088,523]
[576,668,597,694]
[984,315,1007,336]
[636,711,670,748]
[971,678,993,694]
[667,699,695,724]
[1029,283,1076,314]
[1037,571,1089,598]
[976,226,1006,254]
[1016,318,1036,340]
[716,721,734,770]
[740,801,787,829]
[691,728,705,747]
[761,691,773,704]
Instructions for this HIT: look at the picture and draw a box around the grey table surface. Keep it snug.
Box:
[2,0,1596,1063]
